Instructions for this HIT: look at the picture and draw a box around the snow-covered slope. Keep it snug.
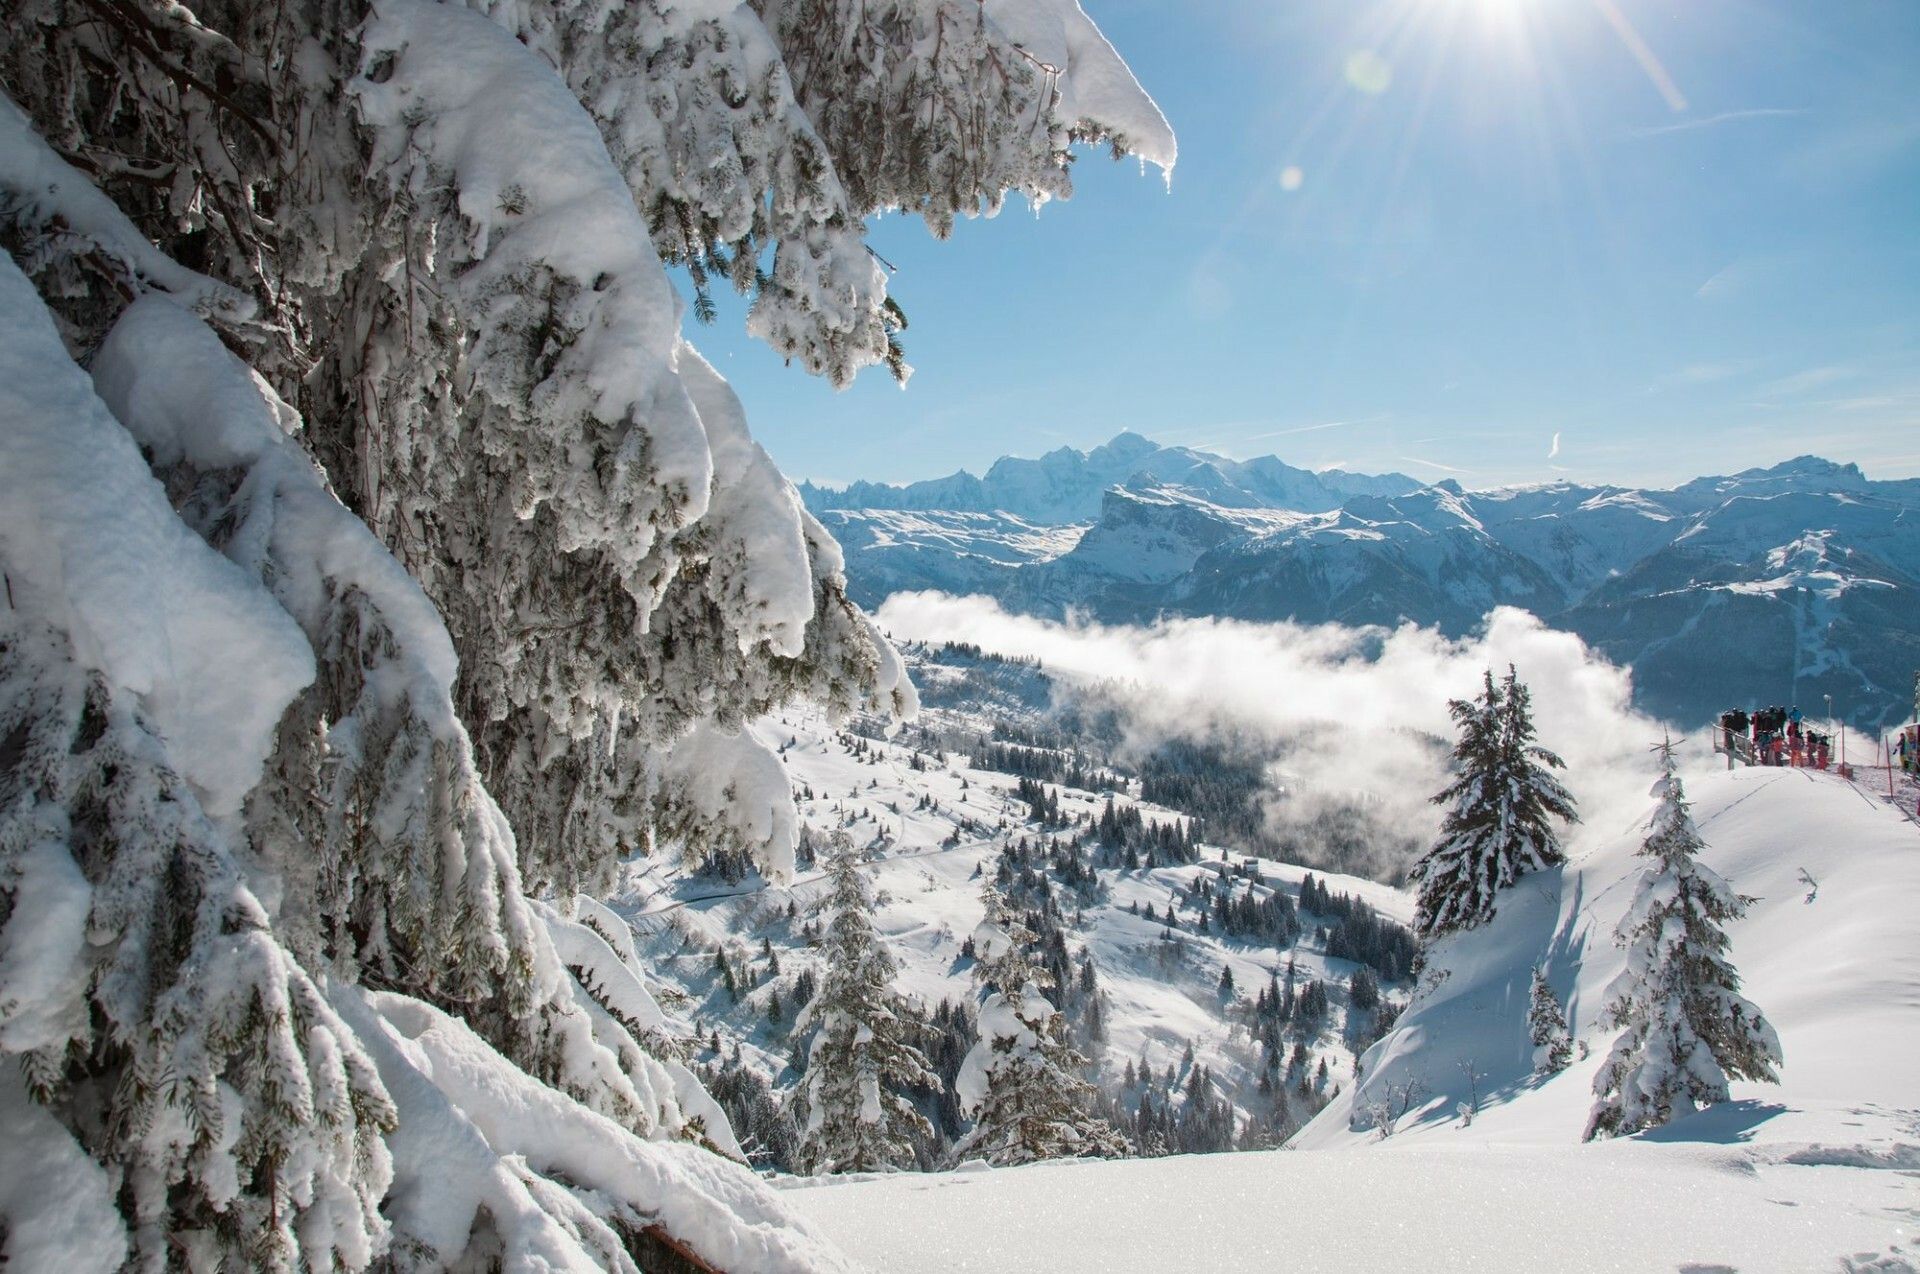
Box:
[619,704,1400,1103]
[811,509,1087,608]
[1167,485,1569,634]
[1561,489,1920,726]
[1060,483,1309,585]
[608,649,1418,1168]
[781,764,1920,1273]
[1306,763,1920,1150]
[784,1131,1912,1273]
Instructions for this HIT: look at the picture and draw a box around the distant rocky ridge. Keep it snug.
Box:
[804,436,1920,730]
[798,430,1422,523]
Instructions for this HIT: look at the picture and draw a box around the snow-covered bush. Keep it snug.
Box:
[0,0,1168,1263]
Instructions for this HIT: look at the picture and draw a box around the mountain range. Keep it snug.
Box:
[798,430,1422,523]
[804,433,1920,729]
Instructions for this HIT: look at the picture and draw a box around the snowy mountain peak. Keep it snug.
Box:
[1093,429,1161,460]
[1673,453,1882,504]
[1756,454,1867,482]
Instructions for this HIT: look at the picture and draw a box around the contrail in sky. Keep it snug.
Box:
[1400,456,1471,476]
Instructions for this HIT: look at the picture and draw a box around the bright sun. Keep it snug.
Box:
[1433,0,1689,111]
[1449,0,1538,32]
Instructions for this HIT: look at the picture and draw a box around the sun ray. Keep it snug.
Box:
[1591,0,1689,112]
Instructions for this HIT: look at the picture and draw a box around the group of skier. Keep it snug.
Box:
[1717,705,1834,769]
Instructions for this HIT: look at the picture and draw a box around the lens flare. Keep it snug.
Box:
[1344,49,1395,95]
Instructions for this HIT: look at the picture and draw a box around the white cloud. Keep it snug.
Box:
[877,594,1679,870]
[1648,361,1755,392]
[1757,365,1856,398]
[1695,259,1764,300]
[1548,431,1561,459]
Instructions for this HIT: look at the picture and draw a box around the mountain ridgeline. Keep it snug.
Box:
[805,434,1920,729]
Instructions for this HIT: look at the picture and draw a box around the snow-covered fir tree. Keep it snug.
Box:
[1412,667,1579,940]
[1528,966,1573,1076]
[950,878,1125,1166]
[792,837,937,1174]
[972,880,1047,997]
[1586,742,1781,1140]
[0,0,1169,1261]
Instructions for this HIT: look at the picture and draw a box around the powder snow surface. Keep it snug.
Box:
[788,1135,1913,1273]
[785,765,1920,1272]
[787,1135,1912,1266]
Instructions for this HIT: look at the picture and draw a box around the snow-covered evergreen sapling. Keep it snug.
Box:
[950,881,1125,1166]
[1412,667,1579,940]
[1585,743,1781,1140]
[1528,966,1573,1075]
[792,837,936,1174]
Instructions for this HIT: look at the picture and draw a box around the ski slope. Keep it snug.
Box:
[782,763,1920,1272]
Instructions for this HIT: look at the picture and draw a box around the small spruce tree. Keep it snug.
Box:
[1350,966,1382,1013]
[1413,667,1579,939]
[1585,742,1781,1140]
[791,838,936,1174]
[1527,966,1573,1075]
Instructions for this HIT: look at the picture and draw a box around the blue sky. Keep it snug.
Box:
[691,0,1920,490]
